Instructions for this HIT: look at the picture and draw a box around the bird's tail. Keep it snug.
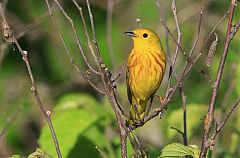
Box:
[129,100,147,124]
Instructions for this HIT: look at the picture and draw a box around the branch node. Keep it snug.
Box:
[92,39,97,44]
[209,139,216,150]
[100,63,106,69]
[46,110,52,116]
[136,18,142,28]
[23,50,28,55]
[211,81,217,88]
[154,108,163,119]
[1,21,13,43]
[85,69,91,76]
[158,111,163,119]
[31,86,36,92]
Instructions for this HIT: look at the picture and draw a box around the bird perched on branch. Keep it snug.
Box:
[125,28,166,125]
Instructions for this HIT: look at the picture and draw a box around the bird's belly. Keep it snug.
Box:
[130,64,162,100]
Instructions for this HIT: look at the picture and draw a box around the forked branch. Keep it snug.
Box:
[0,4,62,158]
[200,0,238,157]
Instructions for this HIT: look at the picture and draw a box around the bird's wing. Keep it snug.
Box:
[126,66,132,105]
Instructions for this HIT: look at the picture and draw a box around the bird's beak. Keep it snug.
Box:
[124,31,137,37]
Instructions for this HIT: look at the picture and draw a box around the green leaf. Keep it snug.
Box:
[8,155,21,158]
[54,93,99,111]
[167,104,207,139]
[159,143,200,158]
[28,148,50,158]
[38,93,105,158]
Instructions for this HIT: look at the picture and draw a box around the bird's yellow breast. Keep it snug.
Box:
[125,28,166,122]
[127,48,165,101]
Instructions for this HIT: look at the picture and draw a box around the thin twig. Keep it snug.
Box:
[72,0,101,71]
[131,9,218,129]
[200,1,237,157]
[198,8,230,57]
[210,96,240,144]
[167,0,181,89]
[113,64,127,82]
[0,4,62,158]
[189,5,204,57]
[170,126,184,135]
[132,45,209,129]
[45,0,106,95]
[230,19,240,39]
[167,0,188,146]
[53,0,100,75]
[185,7,229,82]
[128,126,146,157]
[136,18,142,28]
[179,86,187,146]
[0,108,19,139]
[176,8,204,147]
[95,146,109,158]
[85,0,110,96]
[86,0,101,59]
[108,96,127,158]
[156,0,174,103]
[144,97,153,119]
[84,1,128,157]
[160,19,212,83]
[220,63,236,111]
[16,5,58,39]
[106,0,115,65]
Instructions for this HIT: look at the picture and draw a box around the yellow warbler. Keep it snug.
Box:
[125,28,166,124]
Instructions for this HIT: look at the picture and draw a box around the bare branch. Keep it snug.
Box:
[160,19,212,83]
[106,0,115,65]
[86,0,101,59]
[83,1,128,157]
[72,0,101,70]
[44,0,106,95]
[168,0,188,146]
[0,108,19,139]
[0,4,62,158]
[170,126,184,135]
[198,8,230,56]
[170,0,181,78]
[220,63,236,110]
[179,86,187,146]
[95,146,109,158]
[210,96,240,143]
[189,5,204,57]
[200,0,238,157]
[136,18,143,28]
[131,9,212,128]
[230,19,240,39]
[113,64,127,82]
[53,0,100,75]
[128,127,146,157]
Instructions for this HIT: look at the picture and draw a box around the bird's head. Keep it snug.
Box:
[124,28,161,49]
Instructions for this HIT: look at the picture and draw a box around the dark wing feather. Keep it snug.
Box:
[126,67,132,104]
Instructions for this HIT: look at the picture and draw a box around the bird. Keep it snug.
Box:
[125,28,166,125]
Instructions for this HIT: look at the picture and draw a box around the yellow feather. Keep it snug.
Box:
[125,28,166,124]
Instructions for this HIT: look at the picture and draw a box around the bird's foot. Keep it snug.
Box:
[133,118,144,127]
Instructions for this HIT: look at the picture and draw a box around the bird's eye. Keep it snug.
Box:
[143,33,148,38]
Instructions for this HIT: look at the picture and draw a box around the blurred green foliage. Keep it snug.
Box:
[159,143,200,158]
[0,0,240,158]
